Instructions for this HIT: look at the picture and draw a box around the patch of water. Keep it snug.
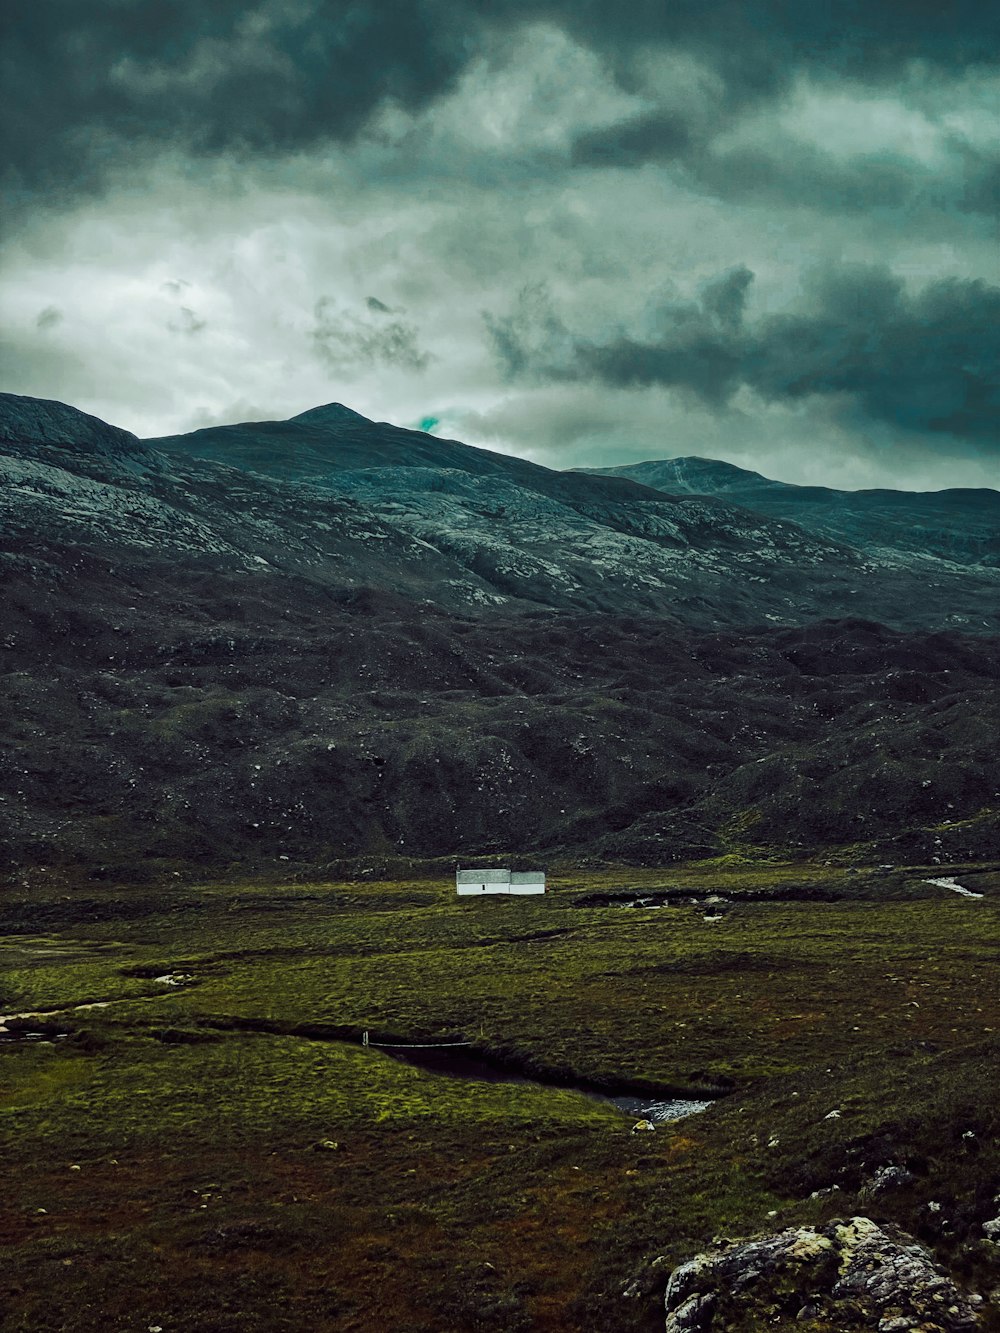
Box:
[923,877,984,899]
[0,994,158,1041]
[609,1094,714,1122]
[380,1044,713,1123]
[0,996,718,1124]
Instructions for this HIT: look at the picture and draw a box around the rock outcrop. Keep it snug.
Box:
[662,1216,982,1331]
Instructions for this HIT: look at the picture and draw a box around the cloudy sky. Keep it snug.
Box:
[2,2,998,489]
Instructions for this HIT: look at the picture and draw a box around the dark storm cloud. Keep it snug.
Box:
[0,0,479,204]
[750,270,1000,443]
[955,148,1000,215]
[695,144,931,215]
[571,112,693,169]
[572,118,1000,221]
[167,307,207,336]
[311,296,430,372]
[484,282,577,381]
[700,267,754,331]
[35,307,63,331]
[4,0,997,207]
[489,265,1000,445]
[516,0,1000,86]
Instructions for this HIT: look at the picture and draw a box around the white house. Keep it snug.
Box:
[456,868,546,896]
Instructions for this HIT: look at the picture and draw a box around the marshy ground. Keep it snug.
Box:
[2,859,999,1331]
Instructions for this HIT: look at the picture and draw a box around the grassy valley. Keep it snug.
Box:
[2,865,999,1331]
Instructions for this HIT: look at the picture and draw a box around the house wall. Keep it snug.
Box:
[457,868,509,896]
[456,869,546,895]
[508,873,546,895]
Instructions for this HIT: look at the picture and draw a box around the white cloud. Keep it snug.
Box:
[368,23,645,161]
[770,77,948,166]
[451,382,1000,491]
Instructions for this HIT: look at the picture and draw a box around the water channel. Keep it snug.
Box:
[377,1042,714,1122]
[1,993,716,1124]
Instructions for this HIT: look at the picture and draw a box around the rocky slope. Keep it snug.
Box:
[151,406,1000,632]
[2,393,999,879]
[579,456,1000,576]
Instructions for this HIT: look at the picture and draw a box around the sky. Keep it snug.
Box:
[2,1,998,490]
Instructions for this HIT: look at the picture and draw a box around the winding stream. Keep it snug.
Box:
[379,1042,713,1122]
[0,991,714,1124]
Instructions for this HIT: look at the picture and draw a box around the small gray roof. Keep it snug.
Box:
[510,871,545,883]
[457,868,509,884]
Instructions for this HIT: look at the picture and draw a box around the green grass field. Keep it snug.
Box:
[2,861,999,1331]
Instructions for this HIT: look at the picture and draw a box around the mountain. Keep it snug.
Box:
[2,392,999,881]
[0,393,147,462]
[151,405,1000,631]
[577,456,1000,570]
[151,401,581,488]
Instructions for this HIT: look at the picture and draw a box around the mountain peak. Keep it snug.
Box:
[289,402,370,428]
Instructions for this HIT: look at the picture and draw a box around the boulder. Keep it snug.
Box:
[661,1216,980,1331]
[857,1164,916,1203]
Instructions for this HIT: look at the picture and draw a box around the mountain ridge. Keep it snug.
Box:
[4,392,1000,630]
[2,391,999,880]
[578,456,1000,569]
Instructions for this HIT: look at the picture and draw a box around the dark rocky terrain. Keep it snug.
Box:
[2,392,999,881]
[151,409,1000,632]
[580,456,1000,577]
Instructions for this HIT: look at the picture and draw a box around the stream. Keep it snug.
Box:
[0,992,714,1124]
[375,1043,714,1122]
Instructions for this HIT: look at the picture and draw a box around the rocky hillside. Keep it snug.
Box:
[2,393,999,880]
[579,456,1000,574]
[153,408,1000,630]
